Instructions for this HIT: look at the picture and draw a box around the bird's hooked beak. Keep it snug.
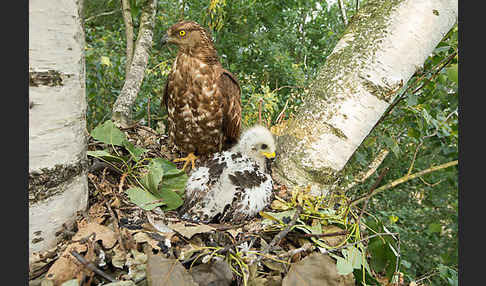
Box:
[260,151,276,159]
[160,32,169,47]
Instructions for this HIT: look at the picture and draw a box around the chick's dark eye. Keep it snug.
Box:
[261,144,268,149]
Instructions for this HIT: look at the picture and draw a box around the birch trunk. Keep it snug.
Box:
[112,0,157,127]
[273,0,458,195]
[29,0,87,262]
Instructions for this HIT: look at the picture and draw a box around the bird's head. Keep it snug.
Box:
[231,125,276,170]
[160,21,213,50]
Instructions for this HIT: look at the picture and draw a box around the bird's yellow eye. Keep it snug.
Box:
[179,30,186,37]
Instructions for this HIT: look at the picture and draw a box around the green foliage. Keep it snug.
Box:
[87,120,187,210]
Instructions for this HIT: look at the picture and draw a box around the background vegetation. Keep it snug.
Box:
[83,0,458,285]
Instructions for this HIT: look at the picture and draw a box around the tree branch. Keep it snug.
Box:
[85,9,121,22]
[350,160,458,206]
[112,0,157,127]
[121,0,134,76]
[337,0,348,26]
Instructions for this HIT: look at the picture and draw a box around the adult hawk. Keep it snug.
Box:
[178,125,276,224]
[160,21,242,170]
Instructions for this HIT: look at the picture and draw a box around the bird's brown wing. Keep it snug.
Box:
[161,73,172,112]
[217,69,241,143]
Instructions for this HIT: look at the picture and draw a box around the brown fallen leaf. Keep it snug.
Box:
[320,225,347,247]
[72,222,117,249]
[189,259,233,286]
[167,222,216,239]
[45,242,87,285]
[282,253,355,286]
[146,252,198,286]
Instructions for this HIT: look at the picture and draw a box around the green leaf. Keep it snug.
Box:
[141,161,165,193]
[156,189,184,210]
[153,158,186,176]
[406,94,418,106]
[90,120,127,146]
[383,136,400,158]
[160,172,189,194]
[86,149,126,163]
[335,257,353,275]
[123,140,148,161]
[446,64,458,84]
[427,223,442,233]
[125,187,166,210]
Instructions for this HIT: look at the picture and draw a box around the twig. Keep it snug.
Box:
[255,206,303,263]
[355,0,359,11]
[121,0,134,76]
[84,9,121,22]
[337,0,348,26]
[276,99,290,125]
[345,148,389,191]
[419,176,443,187]
[118,173,128,193]
[105,200,127,253]
[321,232,398,254]
[258,98,263,125]
[407,142,423,176]
[277,242,314,258]
[356,167,389,225]
[70,250,117,283]
[272,85,304,93]
[296,230,348,238]
[147,96,151,129]
[350,160,458,206]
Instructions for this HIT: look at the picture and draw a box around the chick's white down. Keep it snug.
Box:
[179,125,276,223]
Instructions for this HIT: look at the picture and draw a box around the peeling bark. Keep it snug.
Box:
[112,0,157,127]
[273,0,458,195]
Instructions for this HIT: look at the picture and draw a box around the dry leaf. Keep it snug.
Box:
[45,242,87,285]
[133,231,171,251]
[320,225,347,247]
[146,252,198,286]
[168,222,216,239]
[282,253,354,286]
[189,259,233,286]
[122,249,147,281]
[87,202,108,224]
[72,222,117,249]
[111,245,127,269]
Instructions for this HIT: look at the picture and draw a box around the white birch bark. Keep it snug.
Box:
[112,0,157,127]
[29,0,87,262]
[274,0,458,195]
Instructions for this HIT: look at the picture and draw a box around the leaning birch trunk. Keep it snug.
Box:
[273,0,458,194]
[112,0,156,127]
[29,0,87,263]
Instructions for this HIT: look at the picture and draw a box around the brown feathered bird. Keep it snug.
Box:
[160,21,242,170]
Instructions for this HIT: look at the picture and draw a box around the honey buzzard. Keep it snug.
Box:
[160,21,242,170]
[178,125,276,224]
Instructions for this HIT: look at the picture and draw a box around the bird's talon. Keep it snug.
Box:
[173,152,198,171]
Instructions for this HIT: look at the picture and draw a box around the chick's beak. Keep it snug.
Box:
[261,151,276,159]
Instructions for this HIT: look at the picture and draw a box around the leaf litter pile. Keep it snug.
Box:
[29,121,403,286]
